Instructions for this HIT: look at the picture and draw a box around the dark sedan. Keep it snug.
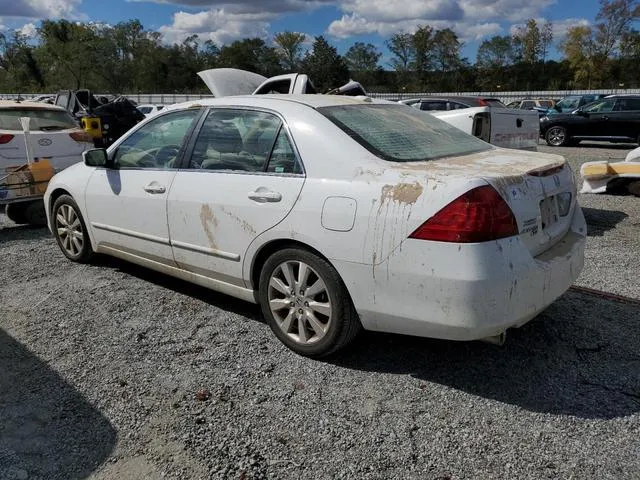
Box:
[540,95,640,146]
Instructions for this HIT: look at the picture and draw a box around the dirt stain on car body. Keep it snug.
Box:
[380,181,424,206]
[199,204,219,249]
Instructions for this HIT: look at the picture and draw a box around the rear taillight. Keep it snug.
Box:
[0,134,14,144]
[409,185,519,243]
[69,130,93,143]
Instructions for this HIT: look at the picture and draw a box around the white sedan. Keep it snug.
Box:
[44,95,586,357]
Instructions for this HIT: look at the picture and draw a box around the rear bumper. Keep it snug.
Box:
[337,206,586,341]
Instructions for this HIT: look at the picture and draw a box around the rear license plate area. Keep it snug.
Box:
[539,196,559,229]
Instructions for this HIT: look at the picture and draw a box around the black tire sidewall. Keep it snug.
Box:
[545,126,567,146]
[258,248,352,357]
[52,194,93,263]
[5,203,28,224]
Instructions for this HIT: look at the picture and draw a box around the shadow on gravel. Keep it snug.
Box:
[0,329,116,480]
[94,255,263,322]
[330,289,640,420]
[582,207,629,236]
[571,142,637,150]
[0,224,51,243]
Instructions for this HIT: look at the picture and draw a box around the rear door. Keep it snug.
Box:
[609,97,640,140]
[167,107,305,287]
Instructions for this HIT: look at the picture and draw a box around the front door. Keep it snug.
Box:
[578,98,616,138]
[167,108,305,287]
[85,109,201,263]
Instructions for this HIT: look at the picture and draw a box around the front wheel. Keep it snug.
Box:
[258,248,361,357]
[545,126,568,146]
[52,194,94,263]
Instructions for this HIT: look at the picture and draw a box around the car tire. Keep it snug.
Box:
[628,180,640,197]
[545,126,568,146]
[5,203,28,224]
[24,200,47,227]
[258,248,362,357]
[51,194,94,263]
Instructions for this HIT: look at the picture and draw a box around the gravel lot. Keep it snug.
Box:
[1,141,639,480]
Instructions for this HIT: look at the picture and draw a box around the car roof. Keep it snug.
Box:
[174,94,388,110]
[0,100,67,111]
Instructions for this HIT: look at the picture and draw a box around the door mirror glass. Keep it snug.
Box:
[83,148,108,167]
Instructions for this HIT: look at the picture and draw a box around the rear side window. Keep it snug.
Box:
[420,101,447,111]
[0,108,77,131]
[319,104,491,163]
[614,98,640,111]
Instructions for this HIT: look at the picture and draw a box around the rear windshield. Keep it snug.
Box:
[0,108,77,131]
[318,104,492,162]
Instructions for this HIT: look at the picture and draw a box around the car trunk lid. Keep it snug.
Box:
[400,149,577,256]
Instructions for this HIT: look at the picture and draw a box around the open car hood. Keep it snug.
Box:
[197,68,367,97]
[197,68,267,97]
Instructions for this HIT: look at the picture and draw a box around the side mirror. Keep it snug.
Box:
[83,148,109,167]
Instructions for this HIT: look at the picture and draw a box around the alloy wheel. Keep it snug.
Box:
[267,260,332,345]
[547,126,566,146]
[55,204,85,257]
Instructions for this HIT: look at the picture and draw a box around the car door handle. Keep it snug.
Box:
[248,190,282,203]
[602,115,609,120]
[143,184,166,194]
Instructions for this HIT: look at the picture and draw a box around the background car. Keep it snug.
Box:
[136,104,166,117]
[0,100,93,173]
[44,96,584,357]
[399,96,505,111]
[506,98,555,117]
[540,94,640,146]
[546,94,607,115]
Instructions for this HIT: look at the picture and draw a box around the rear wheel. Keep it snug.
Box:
[258,248,361,357]
[5,203,28,224]
[628,180,640,197]
[545,126,568,146]
[52,194,94,263]
[24,200,47,226]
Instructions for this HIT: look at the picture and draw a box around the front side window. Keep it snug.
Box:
[190,109,300,174]
[319,104,492,163]
[113,109,199,169]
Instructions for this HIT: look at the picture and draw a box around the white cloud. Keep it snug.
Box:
[459,0,556,22]
[158,8,273,45]
[338,0,464,22]
[18,21,37,37]
[0,0,82,18]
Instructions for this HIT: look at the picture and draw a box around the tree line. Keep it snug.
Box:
[0,0,638,95]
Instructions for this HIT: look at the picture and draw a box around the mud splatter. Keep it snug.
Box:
[220,207,256,235]
[199,204,219,249]
[380,182,424,205]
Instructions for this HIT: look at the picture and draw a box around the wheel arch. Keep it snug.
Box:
[48,188,72,229]
[250,239,345,293]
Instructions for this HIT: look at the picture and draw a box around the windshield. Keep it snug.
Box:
[0,108,77,130]
[555,96,581,111]
[318,104,492,162]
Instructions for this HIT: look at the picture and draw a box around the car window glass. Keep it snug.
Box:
[506,102,519,108]
[449,102,468,110]
[584,100,615,113]
[420,101,447,111]
[266,128,302,174]
[615,98,640,111]
[0,108,77,130]
[522,101,535,109]
[113,109,198,169]
[190,109,282,172]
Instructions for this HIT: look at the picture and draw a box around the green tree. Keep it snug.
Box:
[385,32,415,71]
[273,31,306,71]
[476,35,514,89]
[218,38,282,77]
[301,36,349,92]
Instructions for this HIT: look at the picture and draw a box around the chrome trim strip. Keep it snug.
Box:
[92,222,170,245]
[171,240,241,261]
